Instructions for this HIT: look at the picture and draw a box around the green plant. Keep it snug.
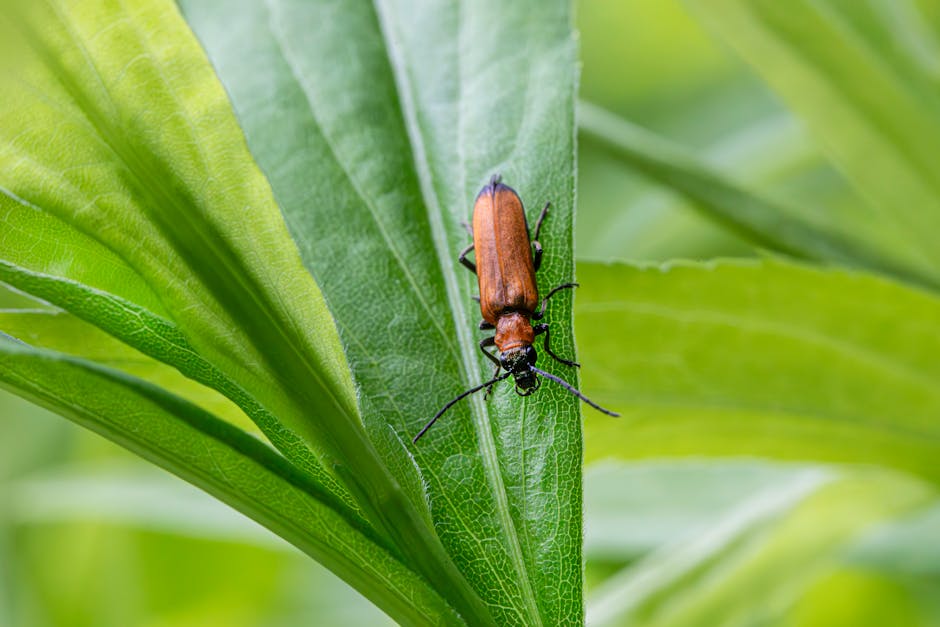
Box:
[1,0,938,625]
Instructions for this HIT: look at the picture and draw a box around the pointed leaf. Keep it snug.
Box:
[181,0,581,622]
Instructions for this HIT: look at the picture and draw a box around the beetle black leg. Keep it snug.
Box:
[533,201,550,241]
[530,201,550,272]
[479,336,500,367]
[532,282,579,321]
[532,240,543,272]
[479,320,494,330]
[471,295,480,303]
[460,220,473,236]
[479,336,502,398]
[458,244,476,274]
[458,243,476,274]
[532,323,580,367]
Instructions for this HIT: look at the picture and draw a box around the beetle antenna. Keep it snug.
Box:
[529,366,620,417]
[414,372,513,443]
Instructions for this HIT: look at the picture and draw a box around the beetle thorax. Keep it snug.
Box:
[494,311,534,353]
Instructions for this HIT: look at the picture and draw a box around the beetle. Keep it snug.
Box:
[413,175,618,442]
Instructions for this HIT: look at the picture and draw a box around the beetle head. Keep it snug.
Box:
[500,346,540,395]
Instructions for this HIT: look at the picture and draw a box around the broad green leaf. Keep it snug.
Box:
[684,0,940,277]
[576,259,940,484]
[182,0,581,623]
[587,469,934,627]
[0,340,457,627]
[577,102,934,288]
[0,1,484,621]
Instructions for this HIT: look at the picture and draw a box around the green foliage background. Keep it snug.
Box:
[1,0,938,625]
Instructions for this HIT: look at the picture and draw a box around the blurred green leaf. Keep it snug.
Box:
[7,465,282,548]
[685,0,940,279]
[182,0,581,623]
[0,340,456,626]
[587,469,934,626]
[576,259,940,484]
[786,568,938,627]
[584,460,832,561]
[578,102,934,288]
[847,502,940,577]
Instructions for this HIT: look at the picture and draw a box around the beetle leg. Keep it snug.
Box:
[479,336,502,398]
[479,336,500,366]
[532,240,543,272]
[460,220,474,236]
[529,201,550,272]
[458,243,476,274]
[532,323,580,368]
[530,202,550,272]
[532,282,579,320]
[533,201,550,241]
[471,295,480,303]
[479,320,494,330]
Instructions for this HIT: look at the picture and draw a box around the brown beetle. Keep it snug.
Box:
[414,175,618,442]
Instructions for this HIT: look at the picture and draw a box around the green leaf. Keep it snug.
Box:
[685,0,940,278]
[577,101,935,288]
[182,0,581,623]
[586,468,934,627]
[576,259,940,484]
[0,339,457,627]
[0,0,485,621]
